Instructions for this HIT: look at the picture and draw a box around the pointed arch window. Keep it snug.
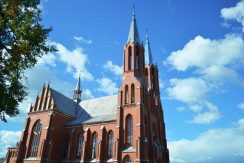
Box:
[76,133,83,159]
[29,120,42,157]
[108,131,114,159]
[124,156,132,163]
[136,46,139,71]
[128,47,132,70]
[126,115,133,146]
[131,84,135,103]
[91,132,98,159]
[125,85,129,104]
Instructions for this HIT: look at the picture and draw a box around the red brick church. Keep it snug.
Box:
[6,12,170,163]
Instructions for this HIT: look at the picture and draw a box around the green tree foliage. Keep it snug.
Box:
[0,0,56,120]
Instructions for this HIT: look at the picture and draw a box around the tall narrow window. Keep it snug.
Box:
[124,156,132,163]
[63,135,70,159]
[76,133,83,159]
[128,47,132,70]
[91,133,97,159]
[125,85,129,104]
[108,131,114,159]
[131,84,135,103]
[29,120,42,157]
[136,47,139,71]
[126,115,133,146]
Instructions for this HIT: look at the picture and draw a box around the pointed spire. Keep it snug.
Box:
[127,6,140,44]
[145,31,153,65]
[73,73,82,104]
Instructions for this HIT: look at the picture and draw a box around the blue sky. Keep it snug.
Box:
[1,0,244,162]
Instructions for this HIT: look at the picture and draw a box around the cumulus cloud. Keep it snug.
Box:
[53,42,93,80]
[221,0,244,32]
[238,102,244,110]
[74,36,93,44]
[188,102,221,124]
[104,60,122,76]
[169,119,244,163]
[0,130,22,157]
[167,78,220,124]
[81,89,94,100]
[97,77,118,95]
[166,34,244,72]
[167,78,208,105]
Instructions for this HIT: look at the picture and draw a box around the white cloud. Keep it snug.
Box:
[81,89,94,100]
[169,119,244,163]
[221,0,244,32]
[0,130,22,157]
[104,60,122,76]
[167,78,208,105]
[166,34,244,72]
[37,53,56,67]
[167,78,220,124]
[238,102,244,110]
[237,118,244,130]
[97,77,118,95]
[53,42,93,80]
[189,102,221,124]
[74,36,93,44]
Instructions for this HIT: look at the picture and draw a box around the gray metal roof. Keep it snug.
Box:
[145,33,153,65]
[127,11,140,44]
[82,114,117,124]
[66,95,118,126]
[80,95,117,117]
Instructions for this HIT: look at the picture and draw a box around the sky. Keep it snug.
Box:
[1,0,244,162]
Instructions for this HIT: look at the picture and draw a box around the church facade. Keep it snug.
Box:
[6,12,170,163]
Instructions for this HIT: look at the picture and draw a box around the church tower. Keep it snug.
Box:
[117,11,169,163]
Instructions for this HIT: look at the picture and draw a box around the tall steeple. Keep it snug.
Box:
[127,8,140,44]
[73,74,82,104]
[145,32,153,65]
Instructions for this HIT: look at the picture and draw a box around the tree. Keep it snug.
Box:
[0,0,56,121]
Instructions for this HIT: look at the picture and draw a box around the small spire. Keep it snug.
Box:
[127,6,140,44]
[145,30,153,65]
[73,73,82,104]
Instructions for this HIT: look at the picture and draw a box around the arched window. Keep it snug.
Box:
[145,68,149,88]
[125,85,129,104]
[128,47,132,70]
[131,84,135,103]
[91,132,98,159]
[136,46,139,71]
[126,115,133,146]
[124,156,132,163]
[29,120,42,157]
[108,131,114,159]
[63,135,70,159]
[76,133,83,159]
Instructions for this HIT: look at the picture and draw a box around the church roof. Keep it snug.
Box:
[80,95,117,117]
[64,94,118,126]
[50,88,81,117]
